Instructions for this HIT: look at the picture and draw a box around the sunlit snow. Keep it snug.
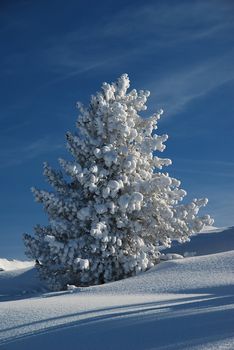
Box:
[0,226,233,350]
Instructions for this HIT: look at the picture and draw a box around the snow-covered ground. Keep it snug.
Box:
[0,258,34,272]
[0,226,234,349]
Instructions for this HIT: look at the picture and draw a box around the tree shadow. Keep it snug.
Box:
[1,284,234,349]
[0,268,47,302]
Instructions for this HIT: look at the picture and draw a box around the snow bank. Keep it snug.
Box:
[0,258,34,272]
[0,227,233,350]
[0,267,45,300]
[200,225,227,233]
[164,226,234,257]
[81,249,234,295]
[0,248,233,349]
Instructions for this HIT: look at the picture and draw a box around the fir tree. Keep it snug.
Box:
[24,74,213,291]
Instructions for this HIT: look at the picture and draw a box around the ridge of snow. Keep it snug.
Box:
[0,226,233,350]
[200,225,228,233]
[0,258,34,272]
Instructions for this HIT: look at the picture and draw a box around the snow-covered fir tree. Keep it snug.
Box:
[24,74,213,291]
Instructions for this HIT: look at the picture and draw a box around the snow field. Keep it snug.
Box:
[0,227,233,349]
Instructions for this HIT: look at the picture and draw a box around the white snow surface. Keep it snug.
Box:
[200,225,225,233]
[0,226,234,350]
[0,258,34,271]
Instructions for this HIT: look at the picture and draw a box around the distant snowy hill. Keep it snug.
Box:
[0,226,233,350]
[0,258,34,272]
[163,225,234,257]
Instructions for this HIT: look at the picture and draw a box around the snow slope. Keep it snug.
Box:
[0,258,34,272]
[0,227,234,350]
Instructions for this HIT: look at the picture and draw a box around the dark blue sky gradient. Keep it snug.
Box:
[0,0,234,258]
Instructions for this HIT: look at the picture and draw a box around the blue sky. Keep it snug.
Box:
[0,0,234,258]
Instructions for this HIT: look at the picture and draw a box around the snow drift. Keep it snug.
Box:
[0,226,233,350]
[0,259,34,272]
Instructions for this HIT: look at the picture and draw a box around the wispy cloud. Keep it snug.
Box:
[174,167,234,179]
[39,0,234,84]
[148,53,234,116]
[169,157,234,180]
[196,184,234,227]
[0,137,63,169]
[2,0,233,114]
[173,158,234,168]
[101,1,233,43]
